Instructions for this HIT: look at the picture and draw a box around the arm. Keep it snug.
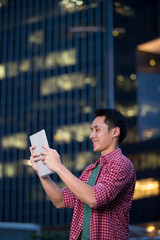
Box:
[40,146,97,208]
[39,176,65,208]
[93,158,136,208]
[57,163,96,208]
[29,146,64,208]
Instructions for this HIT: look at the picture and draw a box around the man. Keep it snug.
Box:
[30,108,136,240]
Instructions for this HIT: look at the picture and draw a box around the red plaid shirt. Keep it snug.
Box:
[62,148,136,240]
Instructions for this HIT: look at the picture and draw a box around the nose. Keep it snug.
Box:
[90,131,94,139]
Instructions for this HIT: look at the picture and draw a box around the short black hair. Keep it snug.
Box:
[94,108,128,144]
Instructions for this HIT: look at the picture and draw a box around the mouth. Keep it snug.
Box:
[93,140,98,146]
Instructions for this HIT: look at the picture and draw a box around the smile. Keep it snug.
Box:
[93,141,98,146]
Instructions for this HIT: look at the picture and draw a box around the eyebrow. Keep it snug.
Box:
[90,125,101,130]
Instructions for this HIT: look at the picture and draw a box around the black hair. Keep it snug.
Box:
[94,108,128,144]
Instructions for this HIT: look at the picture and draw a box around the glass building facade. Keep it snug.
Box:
[0,0,160,236]
[114,0,160,233]
[0,0,113,227]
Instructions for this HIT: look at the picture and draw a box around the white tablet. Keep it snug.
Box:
[29,129,53,177]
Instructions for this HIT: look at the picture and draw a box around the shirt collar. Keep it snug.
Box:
[87,148,122,170]
[100,148,122,163]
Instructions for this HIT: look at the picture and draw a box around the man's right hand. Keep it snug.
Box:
[29,146,40,174]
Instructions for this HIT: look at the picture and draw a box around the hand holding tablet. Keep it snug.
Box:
[29,129,53,177]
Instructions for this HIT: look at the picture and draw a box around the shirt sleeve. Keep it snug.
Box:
[93,158,135,208]
[61,187,76,208]
[61,165,94,208]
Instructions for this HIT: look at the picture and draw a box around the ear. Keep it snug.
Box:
[112,127,120,138]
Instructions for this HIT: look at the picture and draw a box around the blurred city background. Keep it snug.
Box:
[0,0,160,239]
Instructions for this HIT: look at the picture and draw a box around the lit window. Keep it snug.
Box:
[115,104,138,118]
[19,60,30,72]
[65,3,75,9]
[6,62,18,77]
[130,73,136,80]
[0,64,5,80]
[59,49,76,66]
[146,226,155,232]
[112,28,126,37]
[150,59,156,66]
[0,164,2,178]
[57,74,73,90]
[0,0,7,7]
[141,128,160,140]
[59,0,84,12]
[63,151,92,171]
[54,122,91,143]
[2,133,27,149]
[54,129,71,143]
[28,31,43,45]
[112,30,119,37]
[83,106,92,114]
[76,153,88,170]
[115,4,134,17]
[34,57,44,70]
[23,159,34,176]
[41,73,96,95]
[134,178,160,200]
[76,1,83,6]
[117,74,124,81]
[59,0,97,13]
[23,159,32,167]
[1,49,76,79]
[45,53,56,69]
[140,104,158,116]
[114,2,120,7]
[4,163,15,178]
[45,48,76,69]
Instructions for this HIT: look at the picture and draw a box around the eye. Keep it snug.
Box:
[96,128,100,132]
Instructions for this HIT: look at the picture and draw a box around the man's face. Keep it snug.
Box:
[90,116,116,155]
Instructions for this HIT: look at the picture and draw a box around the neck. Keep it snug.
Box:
[101,145,119,156]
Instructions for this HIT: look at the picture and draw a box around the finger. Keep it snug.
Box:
[42,145,50,151]
[51,149,60,158]
[54,150,60,157]
[30,155,41,163]
[30,145,36,149]
[32,152,40,158]
[40,151,48,156]
[35,156,42,162]
[42,159,46,165]
[39,155,46,161]
[30,147,37,155]
[30,159,38,171]
[30,146,36,151]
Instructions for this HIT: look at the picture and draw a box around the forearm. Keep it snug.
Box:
[56,164,96,208]
[38,146,96,207]
[39,175,65,208]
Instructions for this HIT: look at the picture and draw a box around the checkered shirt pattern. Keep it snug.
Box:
[62,148,136,240]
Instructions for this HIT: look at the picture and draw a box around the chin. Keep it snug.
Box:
[93,147,99,152]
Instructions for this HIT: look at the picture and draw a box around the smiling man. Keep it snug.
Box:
[30,108,136,240]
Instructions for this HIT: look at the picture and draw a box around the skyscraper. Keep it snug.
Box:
[113,0,160,232]
[0,0,113,227]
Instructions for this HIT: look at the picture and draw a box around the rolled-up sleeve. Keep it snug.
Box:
[93,183,108,207]
[93,159,135,208]
[61,187,76,208]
